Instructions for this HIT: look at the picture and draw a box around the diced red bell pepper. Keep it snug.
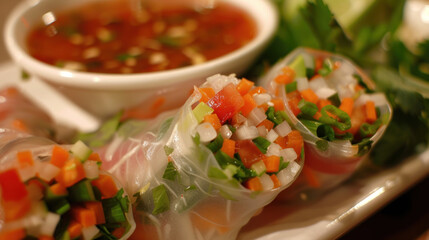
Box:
[0,168,28,201]
[236,140,264,168]
[207,83,244,124]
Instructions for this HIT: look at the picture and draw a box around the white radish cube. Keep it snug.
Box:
[266,129,279,143]
[235,125,259,140]
[257,125,268,138]
[274,121,292,137]
[40,212,60,236]
[253,93,272,105]
[266,143,282,157]
[82,225,100,240]
[278,161,301,186]
[207,74,239,93]
[251,160,266,176]
[37,163,60,182]
[196,122,217,143]
[280,148,298,162]
[248,107,267,126]
[83,160,99,179]
[220,125,233,139]
[315,87,337,99]
[296,77,309,91]
[309,76,328,92]
[18,166,36,182]
[259,173,274,190]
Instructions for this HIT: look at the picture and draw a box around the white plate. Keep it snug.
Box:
[0,61,428,239]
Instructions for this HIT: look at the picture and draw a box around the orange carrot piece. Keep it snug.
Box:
[339,97,354,117]
[287,91,302,116]
[84,201,106,224]
[236,78,254,96]
[55,159,85,188]
[313,111,322,120]
[203,114,222,131]
[285,130,304,156]
[300,88,319,104]
[199,87,215,103]
[245,177,263,191]
[17,150,34,168]
[38,235,55,240]
[240,93,257,117]
[317,99,331,110]
[91,174,118,198]
[270,174,281,189]
[315,57,323,72]
[274,66,295,84]
[248,86,267,96]
[12,119,28,132]
[271,98,285,111]
[221,139,236,158]
[257,119,275,132]
[112,227,126,239]
[2,197,31,222]
[88,152,102,162]
[51,145,69,168]
[73,207,97,227]
[0,228,26,240]
[50,183,68,196]
[365,100,377,123]
[355,84,364,92]
[263,156,280,173]
[67,221,83,239]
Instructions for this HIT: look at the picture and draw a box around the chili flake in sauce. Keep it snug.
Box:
[26,0,256,74]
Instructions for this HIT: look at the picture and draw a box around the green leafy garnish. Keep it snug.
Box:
[252,137,271,154]
[152,184,170,215]
[162,162,179,181]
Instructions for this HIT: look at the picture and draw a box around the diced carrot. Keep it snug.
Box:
[198,87,215,103]
[287,91,302,116]
[333,61,341,70]
[84,201,106,224]
[51,145,69,168]
[0,228,26,240]
[313,111,322,120]
[67,221,83,239]
[310,74,322,81]
[339,97,354,117]
[245,177,263,191]
[248,86,267,96]
[0,169,28,201]
[257,119,274,132]
[240,93,257,117]
[345,106,366,135]
[274,66,295,84]
[17,150,34,168]
[282,130,303,156]
[12,119,28,132]
[258,103,269,112]
[315,57,323,72]
[274,136,288,149]
[220,138,235,158]
[38,235,54,240]
[300,88,319,104]
[2,197,31,222]
[91,174,118,198]
[271,98,285,111]
[365,100,377,123]
[112,227,126,239]
[262,155,280,173]
[27,179,45,193]
[317,99,331,110]
[55,159,85,187]
[87,152,102,162]
[203,114,221,131]
[270,174,281,189]
[50,183,68,196]
[236,78,254,96]
[302,166,321,188]
[150,97,165,113]
[72,207,97,227]
[355,84,364,92]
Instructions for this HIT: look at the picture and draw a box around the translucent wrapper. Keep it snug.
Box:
[0,137,135,239]
[259,48,392,197]
[0,87,55,139]
[98,74,304,240]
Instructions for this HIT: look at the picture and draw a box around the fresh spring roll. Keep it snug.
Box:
[0,139,136,240]
[96,74,304,240]
[0,87,55,139]
[259,48,392,194]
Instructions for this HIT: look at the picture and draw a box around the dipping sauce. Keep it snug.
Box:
[26,0,256,74]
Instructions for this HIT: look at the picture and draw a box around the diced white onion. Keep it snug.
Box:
[253,93,272,106]
[315,87,337,99]
[37,163,60,182]
[259,173,274,190]
[248,107,267,126]
[18,166,36,182]
[355,93,388,107]
[196,122,217,143]
[277,161,301,186]
[257,125,268,138]
[220,125,233,139]
[40,212,60,236]
[82,225,100,240]
[337,83,356,99]
[266,129,279,143]
[251,160,266,176]
[280,148,297,162]
[274,121,292,138]
[233,113,247,125]
[83,160,99,179]
[235,125,259,140]
[309,76,328,92]
[206,74,239,93]
[296,77,309,91]
[266,143,282,157]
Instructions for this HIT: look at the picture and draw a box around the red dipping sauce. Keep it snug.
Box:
[26,0,256,74]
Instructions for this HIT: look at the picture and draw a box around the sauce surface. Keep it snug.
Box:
[26,0,256,74]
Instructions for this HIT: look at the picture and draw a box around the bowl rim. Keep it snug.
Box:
[4,0,278,90]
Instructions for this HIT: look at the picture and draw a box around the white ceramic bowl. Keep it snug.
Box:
[4,0,278,118]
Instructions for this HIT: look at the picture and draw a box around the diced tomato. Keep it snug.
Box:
[207,83,244,124]
[0,169,28,201]
[235,140,264,168]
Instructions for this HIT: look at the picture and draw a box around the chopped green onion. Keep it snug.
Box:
[316,140,329,151]
[206,134,224,153]
[327,93,341,107]
[46,198,70,215]
[357,138,373,156]
[319,105,351,131]
[286,81,297,93]
[360,119,382,137]
[192,102,214,123]
[151,184,170,215]
[306,67,315,79]
[68,180,96,202]
[266,107,283,126]
[70,140,92,162]
[277,157,289,173]
[252,137,271,154]
[102,196,127,223]
[298,99,318,117]
[318,58,333,76]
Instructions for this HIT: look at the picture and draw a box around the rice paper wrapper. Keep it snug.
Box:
[0,137,135,240]
[98,75,304,240]
[258,48,392,197]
